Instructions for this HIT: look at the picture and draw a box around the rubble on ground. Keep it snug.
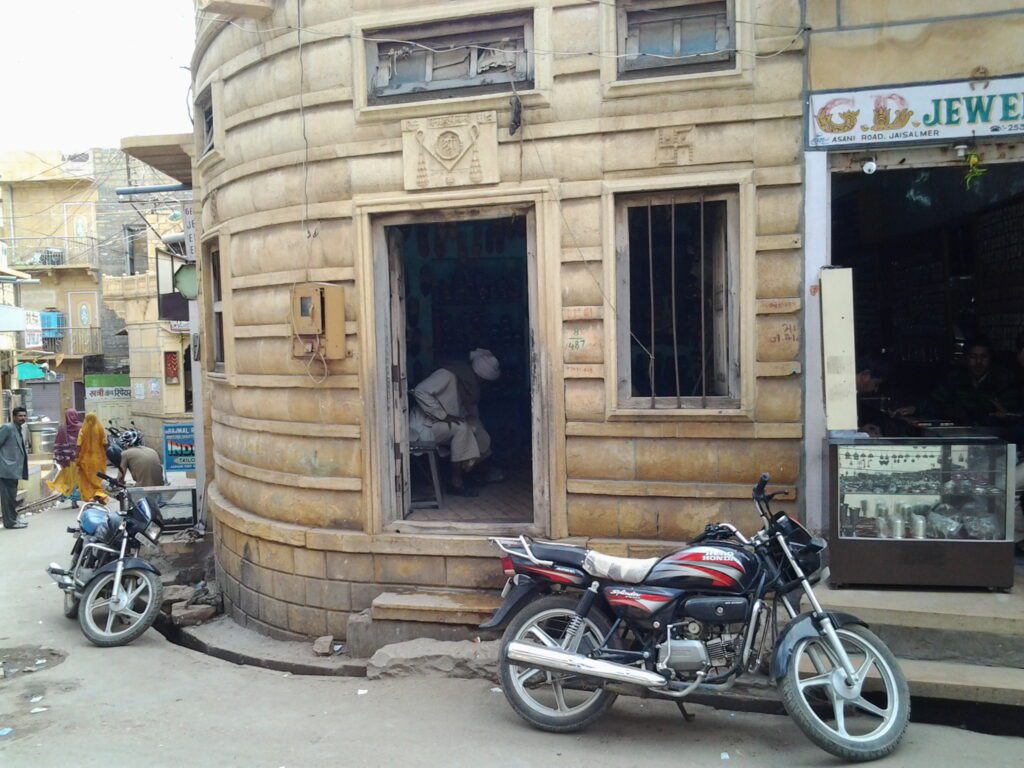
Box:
[367,638,499,682]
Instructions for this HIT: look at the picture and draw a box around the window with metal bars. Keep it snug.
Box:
[615,190,739,408]
[366,13,533,103]
[618,0,735,78]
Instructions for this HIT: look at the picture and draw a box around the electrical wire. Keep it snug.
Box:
[191,3,805,387]
[193,11,808,62]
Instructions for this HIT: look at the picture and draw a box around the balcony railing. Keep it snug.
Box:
[25,326,103,357]
[2,236,99,269]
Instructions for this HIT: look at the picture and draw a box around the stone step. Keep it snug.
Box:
[371,590,502,626]
[898,658,1024,706]
[816,570,1024,669]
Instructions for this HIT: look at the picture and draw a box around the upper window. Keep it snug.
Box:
[615,189,739,409]
[366,13,533,104]
[197,89,215,156]
[618,0,735,78]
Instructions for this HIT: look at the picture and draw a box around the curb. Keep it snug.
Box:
[154,616,368,678]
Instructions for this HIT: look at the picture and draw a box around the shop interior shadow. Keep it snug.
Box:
[396,216,533,523]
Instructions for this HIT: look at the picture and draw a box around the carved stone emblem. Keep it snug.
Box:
[402,111,499,190]
[655,126,694,165]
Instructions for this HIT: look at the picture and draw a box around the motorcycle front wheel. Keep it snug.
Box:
[498,594,618,733]
[78,568,163,647]
[778,624,909,762]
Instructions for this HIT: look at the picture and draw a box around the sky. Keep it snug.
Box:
[0,1,195,152]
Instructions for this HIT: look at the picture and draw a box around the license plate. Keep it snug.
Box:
[500,578,512,598]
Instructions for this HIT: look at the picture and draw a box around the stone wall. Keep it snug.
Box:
[194,0,807,638]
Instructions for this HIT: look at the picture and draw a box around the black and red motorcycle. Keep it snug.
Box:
[483,473,909,762]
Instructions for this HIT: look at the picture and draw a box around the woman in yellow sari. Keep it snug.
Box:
[49,413,108,502]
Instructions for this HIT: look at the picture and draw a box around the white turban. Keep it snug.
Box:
[470,348,500,381]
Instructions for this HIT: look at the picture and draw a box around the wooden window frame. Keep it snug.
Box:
[194,78,225,172]
[364,12,534,105]
[202,235,231,376]
[603,171,755,420]
[599,0,751,99]
[614,188,740,410]
[617,0,735,78]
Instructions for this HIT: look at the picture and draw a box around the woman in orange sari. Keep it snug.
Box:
[49,413,108,502]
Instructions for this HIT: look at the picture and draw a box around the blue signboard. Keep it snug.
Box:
[163,423,195,472]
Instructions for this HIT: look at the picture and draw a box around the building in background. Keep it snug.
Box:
[104,242,194,460]
[0,149,185,421]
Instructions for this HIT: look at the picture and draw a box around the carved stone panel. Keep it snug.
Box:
[401,111,499,191]
[655,126,694,166]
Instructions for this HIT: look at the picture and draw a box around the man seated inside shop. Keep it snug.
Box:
[896,337,1018,427]
[855,355,919,437]
[855,355,891,437]
[408,349,505,497]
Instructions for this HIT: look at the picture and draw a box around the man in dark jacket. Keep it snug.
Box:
[0,407,30,529]
[926,339,1016,426]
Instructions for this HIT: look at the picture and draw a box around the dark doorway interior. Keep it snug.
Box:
[831,162,1024,434]
[396,215,532,523]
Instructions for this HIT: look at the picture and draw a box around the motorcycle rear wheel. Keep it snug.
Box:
[78,568,163,647]
[778,625,909,762]
[498,594,618,733]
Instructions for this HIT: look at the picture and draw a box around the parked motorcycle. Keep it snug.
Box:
[47,472,164,647]
[105,421,142,467]
[483,473,909,762]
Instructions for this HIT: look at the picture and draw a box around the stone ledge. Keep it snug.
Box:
[170,615,366,677]
[371,591,502,625]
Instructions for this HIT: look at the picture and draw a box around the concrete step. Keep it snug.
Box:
[898,658,1024,706]
[816,569,1024,669]
[371,590,502,626]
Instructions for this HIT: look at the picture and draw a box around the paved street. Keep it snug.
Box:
[1,505,1020,768]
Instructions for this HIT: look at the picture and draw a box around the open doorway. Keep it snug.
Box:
[386,214,534,524]
[831,162,1024,438]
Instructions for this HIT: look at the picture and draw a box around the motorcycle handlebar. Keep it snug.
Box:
[753,472,770,498]
[97,471,124,488]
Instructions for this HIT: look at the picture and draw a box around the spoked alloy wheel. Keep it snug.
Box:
[779,625,909,761]
[499,594,617,732]
[78,568,163,647]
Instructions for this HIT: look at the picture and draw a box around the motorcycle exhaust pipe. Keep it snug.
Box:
[505,641,668,688]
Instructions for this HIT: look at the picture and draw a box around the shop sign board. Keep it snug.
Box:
[85,374,131,402]
[163,423,195,472]
[182,202,196,262]
[85,385,131,401]
[808,75,1024,149]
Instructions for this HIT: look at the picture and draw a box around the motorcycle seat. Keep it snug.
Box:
[582,551,658,584]
[528,540,587,569]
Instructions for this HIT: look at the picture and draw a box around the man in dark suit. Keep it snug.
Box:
[0,406,30,529]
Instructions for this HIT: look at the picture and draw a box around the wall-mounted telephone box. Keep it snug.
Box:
[291,282,345,360]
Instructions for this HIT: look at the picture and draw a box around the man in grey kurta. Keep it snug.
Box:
[0,407,30,529]
[409,349,499,495]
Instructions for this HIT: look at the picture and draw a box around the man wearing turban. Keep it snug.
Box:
[409,348,500,496]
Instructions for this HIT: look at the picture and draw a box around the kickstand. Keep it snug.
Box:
[676,702,696,722]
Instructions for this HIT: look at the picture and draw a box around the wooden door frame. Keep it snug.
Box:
[354,187,564,538]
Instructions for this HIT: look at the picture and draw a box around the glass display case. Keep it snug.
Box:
[828,437,1016,589]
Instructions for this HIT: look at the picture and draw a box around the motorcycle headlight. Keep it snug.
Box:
[143,521,161,543]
